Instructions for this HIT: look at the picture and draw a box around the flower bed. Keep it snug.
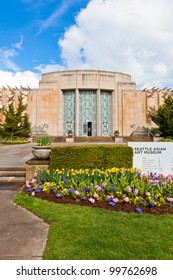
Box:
[24,168,173,215]
[2,137,29,144]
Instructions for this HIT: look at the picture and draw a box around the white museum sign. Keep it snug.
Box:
[128,142,173,175]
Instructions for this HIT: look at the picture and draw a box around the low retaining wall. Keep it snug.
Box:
[26,158,49,181]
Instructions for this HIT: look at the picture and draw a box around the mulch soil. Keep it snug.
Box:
[22,187,173,215]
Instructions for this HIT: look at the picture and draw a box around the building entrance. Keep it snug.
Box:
[87,122,92,136]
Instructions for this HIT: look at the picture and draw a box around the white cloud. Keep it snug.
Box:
[35,63,65,73]
[0,70,40,88]
[0,36,24,72]
[36,0,78,35]
[12,35,24,50]
[0,36,41,88]
[59,0,173,88]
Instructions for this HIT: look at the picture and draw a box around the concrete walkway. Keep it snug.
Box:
[0,143,49,260]
[0,143,33,167]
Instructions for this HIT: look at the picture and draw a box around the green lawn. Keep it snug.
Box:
[14,192,173,260]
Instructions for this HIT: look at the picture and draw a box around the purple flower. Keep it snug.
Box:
[36,186,42,193]
[63,177,67,184]
[40,177,44,183]
[109,196,114,202]
[69,187,75,193]
[82,196,87,200]
[135,207,142,213]
[27,187,33,192]
[83,187,90,192]
[150,201,155,207]
[109,201,116,207]
[56,193,63,198]
[110,186,115,191]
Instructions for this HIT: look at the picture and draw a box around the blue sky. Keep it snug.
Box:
[1,0,173,89]
[0,0,89,86]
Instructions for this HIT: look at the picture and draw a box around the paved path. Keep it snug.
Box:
[0,190,49,260]
[0,141,118,259]
[0,143,33,167]
[0,143,49,260]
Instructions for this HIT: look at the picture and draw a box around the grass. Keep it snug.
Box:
[14,192,173,260]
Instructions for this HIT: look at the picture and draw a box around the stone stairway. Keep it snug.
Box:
[125,136,153,142]
[0,166,26,187]
[74,136,115,142]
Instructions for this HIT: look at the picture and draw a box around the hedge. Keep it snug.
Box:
[50,145,133,170]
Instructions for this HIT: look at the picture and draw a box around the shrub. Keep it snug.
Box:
[50,145,133,170]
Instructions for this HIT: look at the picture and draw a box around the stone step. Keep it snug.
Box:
[74,136,115,142]
[0,166,26,171]
[0,177,25,183]
[125,136,153,142]
[0,166,26,186]
[0,171,26,177]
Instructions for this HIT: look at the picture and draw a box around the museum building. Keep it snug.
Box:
[0,70,172,138]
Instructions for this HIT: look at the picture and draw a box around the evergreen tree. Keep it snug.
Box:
[149,96,173,137]
[0,94,31,139]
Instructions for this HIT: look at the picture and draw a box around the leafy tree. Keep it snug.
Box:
[149,96,173,137]
[0,94,31,139]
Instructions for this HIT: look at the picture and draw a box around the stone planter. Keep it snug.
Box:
[32,146,51,160]
[66,137,74,143]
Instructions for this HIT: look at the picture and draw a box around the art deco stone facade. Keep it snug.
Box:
[0,70,172,137]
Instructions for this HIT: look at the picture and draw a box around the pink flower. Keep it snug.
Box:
[31,192,35,196]
[113,198,119,203]
[106,195,111,200]
[26,183,30,188]
[95,186,101,191]
[146,192,151,197]
[124,197,129,203]
[31,178,36,184]
[93,193,99,199]
[134,189,139,195]
[74,191,80,196]
[102,182,106,187]
[46,182,50,187]
[167,197,173,203]
[127,186,132,192]
[34,172,38,177]
[89,198,95,204]
[26,181,30,185]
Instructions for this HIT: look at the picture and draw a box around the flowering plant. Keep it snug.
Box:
[25,168,173,213]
